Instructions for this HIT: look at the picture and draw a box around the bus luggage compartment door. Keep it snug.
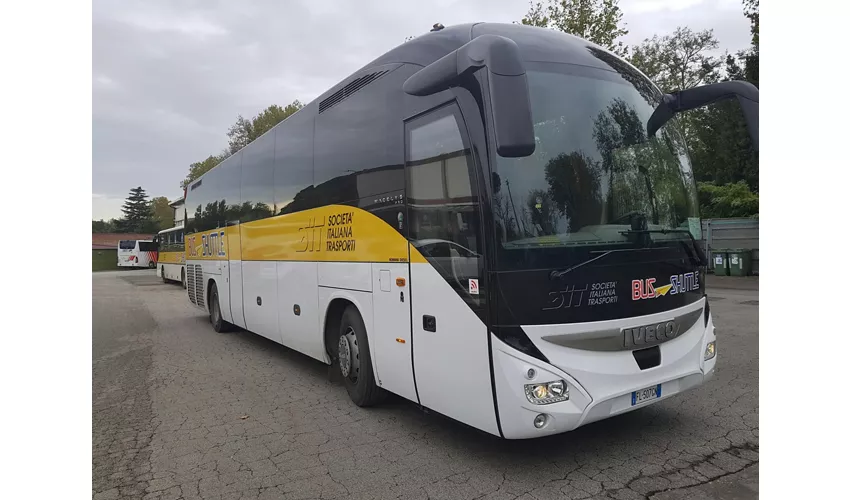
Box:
[371,264,417,403]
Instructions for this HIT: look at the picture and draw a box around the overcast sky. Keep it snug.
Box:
[92,0,751,221]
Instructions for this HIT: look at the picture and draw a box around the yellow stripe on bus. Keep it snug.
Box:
[186,204,428,263]
[158,251,185,264]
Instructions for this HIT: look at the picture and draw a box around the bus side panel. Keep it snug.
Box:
[278,261,323,362]
[242,260,281,343]
[318,262,371,292]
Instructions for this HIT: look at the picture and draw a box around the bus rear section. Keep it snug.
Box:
[117,240,158,268]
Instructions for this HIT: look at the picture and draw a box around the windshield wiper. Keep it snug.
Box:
[619,228,707,267]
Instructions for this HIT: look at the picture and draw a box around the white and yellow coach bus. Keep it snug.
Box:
[184,23,758,439]
[155,226,185,287]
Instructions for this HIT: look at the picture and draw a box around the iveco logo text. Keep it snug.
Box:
[623,321,680,348]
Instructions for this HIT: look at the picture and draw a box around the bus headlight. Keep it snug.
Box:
[524,380,569,405]
[704,341,716,361]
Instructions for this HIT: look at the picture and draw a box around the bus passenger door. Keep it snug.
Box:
[404,102,499,436]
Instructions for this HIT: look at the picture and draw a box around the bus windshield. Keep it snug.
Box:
[119,240,136,250]
[492,62,700,271]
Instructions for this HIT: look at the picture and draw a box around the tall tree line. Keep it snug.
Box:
[93,188,172,233]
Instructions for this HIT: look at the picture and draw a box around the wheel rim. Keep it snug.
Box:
[338,326,360,381]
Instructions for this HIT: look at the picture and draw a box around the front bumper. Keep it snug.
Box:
[492,299,716,439]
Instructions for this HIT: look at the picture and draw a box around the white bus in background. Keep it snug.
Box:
[117,239,158,269]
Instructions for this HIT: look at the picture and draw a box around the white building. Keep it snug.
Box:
[169,197,185,228]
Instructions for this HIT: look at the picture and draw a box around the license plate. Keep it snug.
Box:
[631,384,662,406]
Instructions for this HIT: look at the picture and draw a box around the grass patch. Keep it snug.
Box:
[92,249,120,272]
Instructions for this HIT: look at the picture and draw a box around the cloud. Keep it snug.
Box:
[93,0,752,220]
[92,193,126,221]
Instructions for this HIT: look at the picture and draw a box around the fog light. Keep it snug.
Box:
[524,380,569,405]
[704,341,716,361]
[533,413,547,428]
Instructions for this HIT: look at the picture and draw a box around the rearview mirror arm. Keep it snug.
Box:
[647,80,759,151]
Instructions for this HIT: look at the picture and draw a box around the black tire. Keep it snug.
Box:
[161,266,167,283]
[149,259,156,269]
[181,268,186,289]
[209,282,234,333]
[337,306,386,407]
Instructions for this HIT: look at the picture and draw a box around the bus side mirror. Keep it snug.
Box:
[647,80,759,151]
[403,34,536,158]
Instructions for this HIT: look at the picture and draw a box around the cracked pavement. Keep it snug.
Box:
[93,271,758,500]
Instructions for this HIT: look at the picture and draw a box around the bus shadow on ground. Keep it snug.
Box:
[196,314,682,455]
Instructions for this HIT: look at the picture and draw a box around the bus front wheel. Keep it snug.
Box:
[337,305,386,407]
[209,282,234,333]
[181,268,186,289]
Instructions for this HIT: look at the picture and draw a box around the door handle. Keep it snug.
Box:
[423,315,436,332]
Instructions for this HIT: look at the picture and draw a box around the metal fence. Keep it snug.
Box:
[699,218,759,275]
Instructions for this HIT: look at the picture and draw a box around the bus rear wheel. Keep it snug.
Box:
[337,305,385,407]
[209,282,234,333]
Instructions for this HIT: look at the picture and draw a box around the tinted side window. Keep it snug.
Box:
[196,167,223,232]
[185,178,204,233]
[240,131,275,222]
[218,153,242,225]
[407,103,482,301]
[274,109,315,215]
[139,241,157,251]
[313,66,405,206]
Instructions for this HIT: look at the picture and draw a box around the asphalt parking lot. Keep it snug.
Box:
[93,270,758,500]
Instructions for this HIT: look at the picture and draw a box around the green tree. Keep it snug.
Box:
[118,187,158,233]
[226,101,304,154]
[628,27,722,92]
[626,25,759,196]
[697,181,758,218]
[687,55,758,191]
[520,0,629,56]
[742,0,758,87]
[92,219,118,233]
[150,196,173,231]
[744,0,758,50]
[180,152,228,190]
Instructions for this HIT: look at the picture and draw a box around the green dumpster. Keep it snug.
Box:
[711,249,730,276]
[726,248,752,276]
